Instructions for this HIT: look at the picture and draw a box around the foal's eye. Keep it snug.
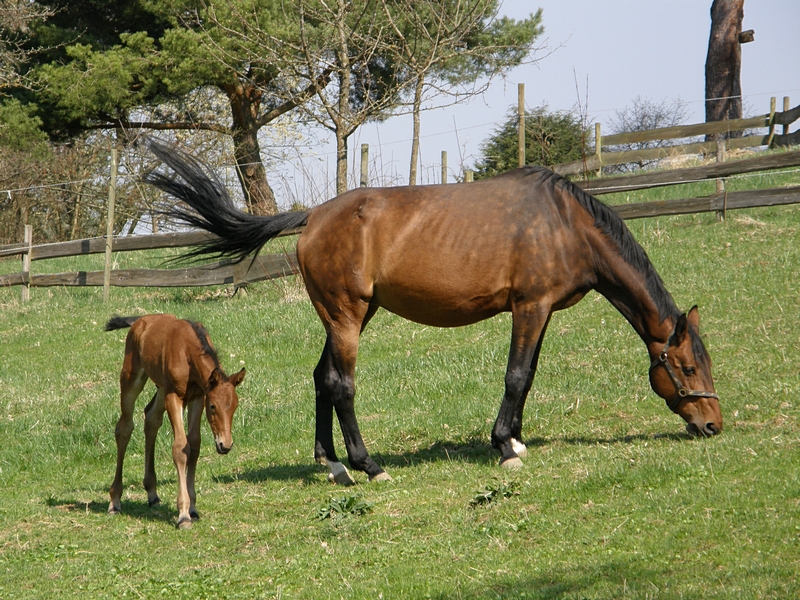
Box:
[682,366,696,376]
[208,404,216,412]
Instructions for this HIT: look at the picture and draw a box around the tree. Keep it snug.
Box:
[380,0,543,184]
[705,0,746,138]
[472,106,586,179]
[8,0,329,215]
[605,96,690,173]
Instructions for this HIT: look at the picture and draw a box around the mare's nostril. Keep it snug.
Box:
[706,423,718,435]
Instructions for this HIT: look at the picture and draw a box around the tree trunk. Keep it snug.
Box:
[408,76,425,185]
[225,81,279,215]
[705,0,744,139]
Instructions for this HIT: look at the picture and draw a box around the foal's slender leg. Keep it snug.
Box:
[142,388,166,507]
[184,395,204,521]
[109,354,148,514]
[492,306,550,467]
[163,391,193,529]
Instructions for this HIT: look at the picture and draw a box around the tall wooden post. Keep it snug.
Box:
[783,96,791,136]
[441,151,448,184]
[360,144,369,187]
[518,83,525,167]
[595,122,602,177]
[464,170,473,183]
[21,224,32,303]
[103,147,119,303]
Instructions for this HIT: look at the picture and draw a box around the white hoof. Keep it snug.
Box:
[369,472,392,483]
[500,457,524,469]
[511,438,528,458]
[328,461,356,486]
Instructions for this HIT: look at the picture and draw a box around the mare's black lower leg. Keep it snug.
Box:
[492,309,550,466]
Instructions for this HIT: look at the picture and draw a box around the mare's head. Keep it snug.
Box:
[649,306,722,437]
[205,367,246,454]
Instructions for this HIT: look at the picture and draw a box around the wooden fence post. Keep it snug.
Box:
[518,83,525,167]
[766,96,777,148]
[783,96,790,136]
[103,147,119,303]
[441,151,448,184]
[595,122,602,177]
[21,224,32,303]
[360,144,369,187]
[464,170,473,182]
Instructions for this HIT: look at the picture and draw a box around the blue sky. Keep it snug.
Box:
[273,1,800,201]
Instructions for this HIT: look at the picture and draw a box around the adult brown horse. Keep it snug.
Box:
[106,314,245,528]
[146,140,721,486]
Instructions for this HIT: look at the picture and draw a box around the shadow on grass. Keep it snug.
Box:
[45,496,177,525]
[215,430,694,485]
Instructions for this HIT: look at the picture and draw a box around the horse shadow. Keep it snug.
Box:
[45,496,177,525]
[220,430,693,485]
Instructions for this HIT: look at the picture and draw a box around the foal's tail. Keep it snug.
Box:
[105,315,140,331]
[144,139,310,263]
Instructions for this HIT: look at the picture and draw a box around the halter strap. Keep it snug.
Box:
[650,345,719,412]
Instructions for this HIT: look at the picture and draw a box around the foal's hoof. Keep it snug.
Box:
[107,505,121,515]
[369,472,392,483]
[500,457,524,469]
[148,496,161,507]
[176,517,193,530]
[190,510,200,521]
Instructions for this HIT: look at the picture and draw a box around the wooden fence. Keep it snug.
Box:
[2,107,800,300]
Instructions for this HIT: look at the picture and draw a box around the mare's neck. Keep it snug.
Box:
[592,243,679,361]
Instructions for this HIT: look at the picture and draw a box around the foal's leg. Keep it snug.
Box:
[492,306,550,468]
[109,354,148,514]
[163,391,193,529]
[142,388,166,507]
[184,396,204,521]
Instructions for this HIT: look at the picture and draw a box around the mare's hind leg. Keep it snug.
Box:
[492,307,551,468]
[314,311,389,485]
[142,388,166,507]
[109,354,148,514]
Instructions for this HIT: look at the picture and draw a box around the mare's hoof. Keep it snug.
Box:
[500,457,524,469]
[511,438,528,458]
[107,506,121,515]
[176,517,193,530]
[148,496,161,507]
[369,472,392,483]
[190,511,200,521]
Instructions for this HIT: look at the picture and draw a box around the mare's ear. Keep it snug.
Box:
[687,305,700,331]
[672,312,689,345]
[229,367,246,387]
[208,368,223,388]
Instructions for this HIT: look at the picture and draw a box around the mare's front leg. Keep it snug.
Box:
[184,395,204,521]
[142,389,166,507]
[314,326,389,485]
[163,391,193,529]
[109,355,147,515]
[492,307,550,468]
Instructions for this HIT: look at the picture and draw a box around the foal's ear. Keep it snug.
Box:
[208,368,223,388]
[687,305,700,331]
[229,367,246,387]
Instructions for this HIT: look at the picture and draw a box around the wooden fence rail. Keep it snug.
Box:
[1,137,799,296]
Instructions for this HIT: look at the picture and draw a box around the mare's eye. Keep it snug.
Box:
[682,366,696,376]
[208,404,216,412]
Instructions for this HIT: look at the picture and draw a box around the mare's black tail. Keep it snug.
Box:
[105,315,141,331]
[144,139,309,263]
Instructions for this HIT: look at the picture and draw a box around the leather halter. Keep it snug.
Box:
[650,341,719,413]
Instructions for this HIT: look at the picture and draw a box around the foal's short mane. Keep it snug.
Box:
[187,320,221,370]
[516,166,680,323]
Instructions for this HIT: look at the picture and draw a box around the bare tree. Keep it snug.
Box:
[380,0,543,184]
[0,0,54,93]
[705,0,747,138]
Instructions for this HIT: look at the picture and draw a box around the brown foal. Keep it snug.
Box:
[106,314,245,528]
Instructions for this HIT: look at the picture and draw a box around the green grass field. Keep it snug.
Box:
[0,175,799,598]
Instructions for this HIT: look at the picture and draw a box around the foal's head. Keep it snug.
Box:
[649,307,722,437]
[205,368,246,454]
